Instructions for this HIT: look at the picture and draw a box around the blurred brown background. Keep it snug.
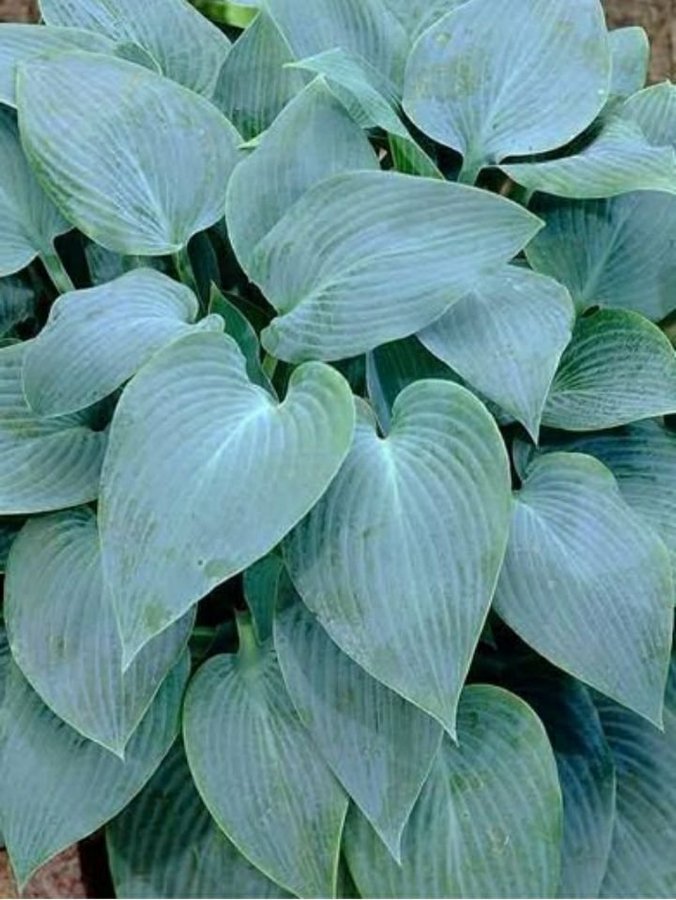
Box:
[0,0,672,897]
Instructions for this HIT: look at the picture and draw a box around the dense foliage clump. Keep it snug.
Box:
[0,0,675,897]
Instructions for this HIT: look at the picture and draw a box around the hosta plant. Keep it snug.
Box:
[0,0,676,897]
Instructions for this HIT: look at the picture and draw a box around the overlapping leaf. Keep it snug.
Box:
[623,81,676,149]
[18,51,241,255]
[183,622,347,899]
[0,276,34,337]
[608,27,649,97]
[0,341,107,514]
[285,381,511,734]
[0,107,70,278]
[419,266,574,438]
[0,654,188,887]
[542,310,676,431]
[38,0,230,97]
[4,509,193,754]
[596,662,676,897]
[344,685,562,899]
[107,742,287,899]
[23,268,223,417]
[526,192,676,320]
[495,452,673,724]
[275,599,443,861]
[100,330,355,665]
[403,0,610,182]
[247,169,541,362]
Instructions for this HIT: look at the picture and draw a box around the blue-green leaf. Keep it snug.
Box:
[608,27,649,98]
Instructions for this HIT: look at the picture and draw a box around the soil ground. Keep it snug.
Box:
[0,0,672,897]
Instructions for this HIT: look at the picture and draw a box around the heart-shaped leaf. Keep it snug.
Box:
[0,23,117,106]
[403,0,610,183]
[344,685,562,899]
[542,309,676,431]
[0,341,107,514]
[0,106,70,279]
[23,268,223,417]
[526,192,676,320]
[100,330,355,665]
[608,27,649,97]
[107,741,288,899]
[38,0,230,97]
[419,266,574,439]
[285,380,511,735]
[247,169,542,362]
[4,509,193,754]
[0,653,188,887]
[275,598,443,861]
[595,664,676,898]
[18,51,241,256]
[503,115,676,199]
[183,618,348,899]
[495,452,673,725]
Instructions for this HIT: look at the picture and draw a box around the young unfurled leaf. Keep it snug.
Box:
[495,452,673,725]
[419,266,574,439]
[526,192,676,320]
[18,52,241,255]
[23,269,223,417]
[0,653,188,888]
[542,309,676,431]
[4,509,193,754]
[275,598,443,861]
[285,381,511,735]
[0,341,107,514]
[38,0,230,97]
[344,685,562,899]
[107,741,287,899]
[100,331,355,665]
[403,0,610,182]
[183,620,347,899]
[0,107,70,279]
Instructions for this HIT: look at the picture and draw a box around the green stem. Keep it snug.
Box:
[457,156,484,187]
[235,611,260,668]
[174,246,199,296]
[40,248,74,295]
[261,352,279,381]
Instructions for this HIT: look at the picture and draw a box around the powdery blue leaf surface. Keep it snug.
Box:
[23,268,223,417]
[596,663,676,898]
[0,341,107,514]
[0,653,189,887]
[526,192,676,320]
[226,78,379,274]
[542,310,676,431]
[243,554,286,644]
[506,668,616,898]
[213,11,306,140]
[608,27,649,97]
[0,107,70,278]
[38,0,230,97]
[285,381,511,735]
[275,599,443,861]
[495,452,673,725]
[183,623,348,899]
[248,170,542,362]
[107,742,287,899]
[18,51,241,256]
[100,330,355,665]
[503,115,676,199]
[344,685,562,899]
[0,23,117,106]
[4,509,193,754]
[419,266,574,439]
[207,286,272,393]
[383,0,468,41]
[403,0,610,182]
[622,81,676,149]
